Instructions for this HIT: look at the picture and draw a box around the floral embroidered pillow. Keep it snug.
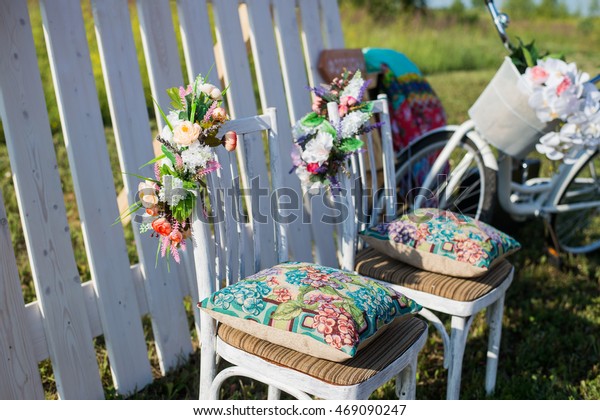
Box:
[360,209,521,278]
[198,262,421,362]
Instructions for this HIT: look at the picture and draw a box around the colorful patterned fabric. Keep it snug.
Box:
[363,48,446,152]
[381,69,447,151]
[198,262,421,361]
[360,209,521,278]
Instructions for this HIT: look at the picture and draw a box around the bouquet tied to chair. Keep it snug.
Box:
[120,74,237,264]
[291,70,381,190]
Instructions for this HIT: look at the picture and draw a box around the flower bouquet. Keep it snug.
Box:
[291,70,380,190]
[121,74,237,264]
[469,37,599,161]
[519,58,600,162]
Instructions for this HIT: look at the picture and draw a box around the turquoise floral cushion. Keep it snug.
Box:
[198,262,421,362]
[360,209,521,278]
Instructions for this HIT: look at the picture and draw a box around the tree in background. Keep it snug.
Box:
[503,0,536,18]
[450,0,466,14]
[590,0,600,16]
[343,0,428,20]
[536,0,569,18]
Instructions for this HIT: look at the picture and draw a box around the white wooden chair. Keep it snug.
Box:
[327,101,516,400]
[192,107,428,400]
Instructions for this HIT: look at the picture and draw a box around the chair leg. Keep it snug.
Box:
[485,294,505,395]
[268,386,282,400]
[395,357,418,400]
[446,315,470,400]
[199,318,218,400]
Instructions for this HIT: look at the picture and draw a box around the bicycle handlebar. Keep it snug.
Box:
[485,0,513,51]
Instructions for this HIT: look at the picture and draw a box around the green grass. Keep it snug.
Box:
[0,3,599,400]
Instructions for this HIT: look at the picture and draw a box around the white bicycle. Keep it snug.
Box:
[394,0,600,254]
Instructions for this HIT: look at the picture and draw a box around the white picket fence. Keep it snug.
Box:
[0,0,345,399]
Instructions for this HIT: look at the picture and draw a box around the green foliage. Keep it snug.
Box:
[166,87,183,110]
[536,0,570,19]
[341,0,427,20]
[449,0,465,14]
[509,38,548,73]
[504,0,537,18]
[338,137,364,153]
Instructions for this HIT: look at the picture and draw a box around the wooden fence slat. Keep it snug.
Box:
[213,0,276,273]
[176,0,215,84]
[136,0,185,130]
[272,0,338,267]
[25,265,147,365]
[319,0,345,49]
[0,0,104,399]
[92,0,192,373]
[0,190,44,400]
[299,0,326,87]
[134,0,194,302]
[271,0,311,132]
[174,0,216,338]
[244,0,313,264]
[38,0,153,395]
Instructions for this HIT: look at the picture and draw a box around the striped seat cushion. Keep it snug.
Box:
[217,315,427,386]
[355,248,513,302]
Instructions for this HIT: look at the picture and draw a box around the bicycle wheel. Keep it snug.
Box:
[551,151,600,254]
[394,129,496,222]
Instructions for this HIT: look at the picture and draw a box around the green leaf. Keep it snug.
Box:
[139,154,166,170]
[318,286,340,296]
[523,47,534,69]
[204,134,222,147]
[171,192,195,222]
[152,98,173,131]
[112,201,143,225]
[339,137,364,153]
[271,301,303,320]
[182,180,197,190]
[123,172,160,184]
[340,302,366,328]
[301,112,324,127]
[362,101,374,112]
[320,120,337,137]
[161,145,177,166]
[166,87,183,110]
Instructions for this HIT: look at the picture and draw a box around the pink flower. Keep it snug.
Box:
[222,131,237,151]
[454,239,486,265]
[306,162,321,174]
[169,230,183,243]
[556,76,572,96]
[273,288,292,302]
[312,96,323,113]
[338,104,348,117]
[179,84,193,101]
[152,217,172,237]
[530,66,549,84]
[311,303,358,350]
[211,107,228,122]
[340,95,357,107]
[145,207,159,217]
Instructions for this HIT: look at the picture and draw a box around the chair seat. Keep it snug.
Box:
[217,315,427,387]
[355,248,513,302]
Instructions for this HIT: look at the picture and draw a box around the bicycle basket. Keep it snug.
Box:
[468,57,550,158]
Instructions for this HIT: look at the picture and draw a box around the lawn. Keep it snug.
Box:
[0,1,599,400]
